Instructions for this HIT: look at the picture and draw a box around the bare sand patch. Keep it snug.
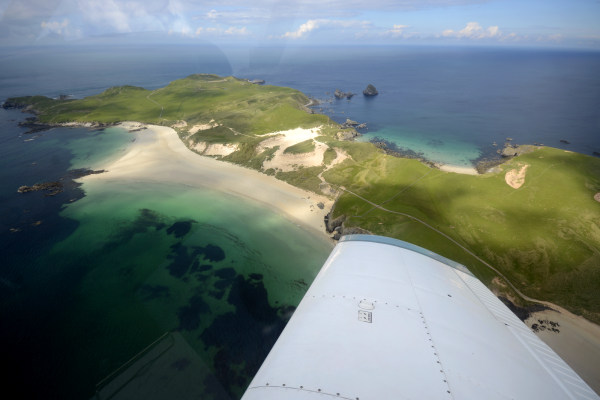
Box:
[525,309,600,394]
[203,143,238,156]
[188,120,219,135]
[257,126,325,172]
[505,164,529,189]
[82,123,332,239]
[438,164,479,175]
[171,120,187,129]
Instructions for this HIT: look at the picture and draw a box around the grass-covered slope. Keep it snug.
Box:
[324,145,600,323]
[7,74,328,133]
[7,74,600,324]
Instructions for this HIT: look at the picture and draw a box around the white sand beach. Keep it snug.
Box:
[82,122,334,239]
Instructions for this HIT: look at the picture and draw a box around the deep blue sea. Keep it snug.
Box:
[1,43,599,399]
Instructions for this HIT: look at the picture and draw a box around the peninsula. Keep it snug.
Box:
[6,74,600,389]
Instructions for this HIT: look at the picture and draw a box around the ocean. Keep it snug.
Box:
[1,43,599,399]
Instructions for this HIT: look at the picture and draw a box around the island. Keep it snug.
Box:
[6,74,600,370]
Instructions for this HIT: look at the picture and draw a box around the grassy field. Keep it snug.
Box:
[7,75,600,323]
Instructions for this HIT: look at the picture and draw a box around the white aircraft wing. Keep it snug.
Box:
[241,234,599,400]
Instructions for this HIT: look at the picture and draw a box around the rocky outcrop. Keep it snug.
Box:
[336,130,360,141]
[340,119,367,130]
[18,182,63,196]
[363,84,378,96]
[498,143,538,158]
[324,213,346,233]
[334,89,354,99]
[17,169,105,197]
[332,226,371,241]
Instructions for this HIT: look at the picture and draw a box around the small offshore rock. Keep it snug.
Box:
[363,84,378,96]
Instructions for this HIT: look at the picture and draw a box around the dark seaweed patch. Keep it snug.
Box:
[103,208,166,251]
[214,279,233,290]
[139,284,170,300]
[195,244,226,262]
[200,274,294,398]
[210,290,225,300]
[166,220,196,238]
[166,243,196,278]
[214,267,236,279]
[191,263,212,274]
[177,294,211,331]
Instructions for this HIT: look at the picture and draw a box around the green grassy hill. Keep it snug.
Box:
[7,74,600,323]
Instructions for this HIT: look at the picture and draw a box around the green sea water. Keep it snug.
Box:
[31,126,333,398]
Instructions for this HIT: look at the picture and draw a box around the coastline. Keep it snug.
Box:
[80,122,335,242]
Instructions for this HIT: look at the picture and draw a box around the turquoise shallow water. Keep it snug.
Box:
[356,127,482,167]
[50,177,332,398]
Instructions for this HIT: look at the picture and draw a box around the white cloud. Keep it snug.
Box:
[206,9,219,20]
[442,22,502,39]
[195,25,249,37]
[283,19,320,39]
[282,18,371,39]
[41,19,69,34]
[385,24,409,37]
[224,26,249,35]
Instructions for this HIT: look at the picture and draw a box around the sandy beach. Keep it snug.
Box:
[437,164,479,175]
[82,122,334,240]
[525,309,600,394]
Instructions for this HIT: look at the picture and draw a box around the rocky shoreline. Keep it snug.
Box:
[17,168,106,197]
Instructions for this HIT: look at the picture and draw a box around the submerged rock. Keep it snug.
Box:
[334,89,354,99]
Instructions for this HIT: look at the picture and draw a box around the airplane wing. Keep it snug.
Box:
[242,234,599,400]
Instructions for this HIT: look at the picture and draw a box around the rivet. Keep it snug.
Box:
[447,391,451,394]
[448,294,452,297]
[318,389,321,392]
[337,393,340,396]
[266,383,269,386]
[437,361,440,364]
[300,386,303,389]
[282,384,286,387]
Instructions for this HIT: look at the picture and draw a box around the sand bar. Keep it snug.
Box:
[82,123,334,240]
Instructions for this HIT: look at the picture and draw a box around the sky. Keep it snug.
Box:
[0,0,599,49]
